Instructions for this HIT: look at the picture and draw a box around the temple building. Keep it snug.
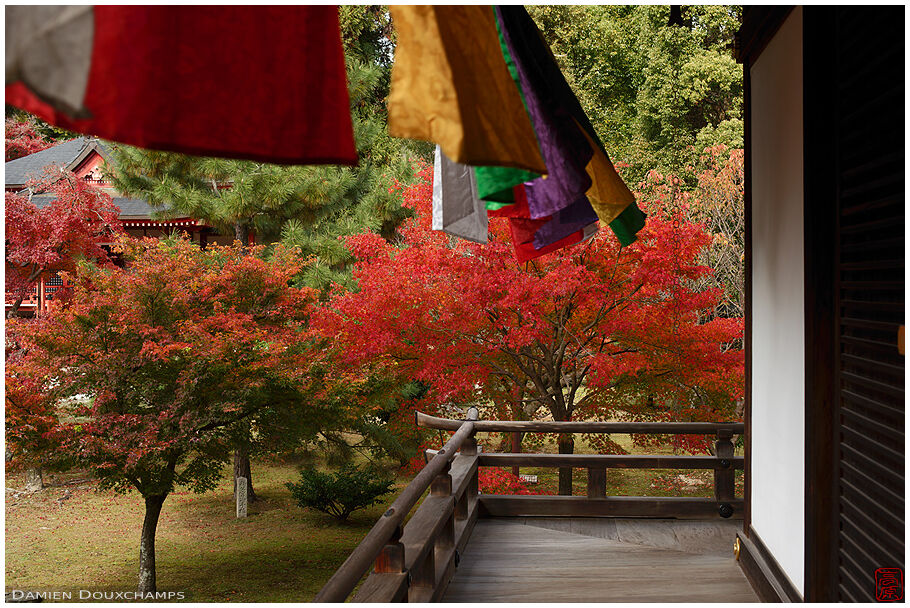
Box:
[5,137,234,315]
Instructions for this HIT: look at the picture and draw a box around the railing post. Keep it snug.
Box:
[462,407,479,456]
[374,524,405,574]
[409,549,435,600]
[462,408,479,511]
[714,429,735,503]
[432,460,453,497]
[586,468,606,498]
[432,463,456,587]
[511,431,522,477]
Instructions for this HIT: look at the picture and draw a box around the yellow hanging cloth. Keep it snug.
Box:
[576,120,637,226]
[388,6,547,174]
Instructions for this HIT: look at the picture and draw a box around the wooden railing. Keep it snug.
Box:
[313,409,481,602]
[314,410,744,602]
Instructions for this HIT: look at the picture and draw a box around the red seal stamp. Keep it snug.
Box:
[875,568,903,602]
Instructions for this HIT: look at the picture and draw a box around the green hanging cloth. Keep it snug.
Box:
[607,201,647,247]
[474,12,542,205]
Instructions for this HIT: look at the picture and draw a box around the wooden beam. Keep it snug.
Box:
[401,495,455,574]
[417,412,744,435]
[479,453,744,470]
[802,7,839,602]
[450,454,479,503]
[351,572,408,602]
[742,38,753,535]
[478,495,744,520]
[737,6,794,64]
[736,527,803,601]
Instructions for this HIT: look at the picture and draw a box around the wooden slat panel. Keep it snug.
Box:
[841,441,903,483]
[841,495,905,559]
[841,426,904,472]
[841,515,904,573]
[841,406,905,446]
[841,389,905,422]
[840,533,884,585]
[840,353,904,379]
[830,8,905,601]
[840,460,904,523]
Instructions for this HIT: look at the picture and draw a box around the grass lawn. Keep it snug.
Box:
[6,435,742,601]
[5,459,405,602]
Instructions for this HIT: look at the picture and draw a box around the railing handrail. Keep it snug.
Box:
[314,419,475,602]
[416,411,744,434]
[425,450,745,470]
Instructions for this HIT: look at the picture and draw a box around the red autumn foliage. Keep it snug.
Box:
[10,237,321,592]
[5,168,122,316]
[5,116,56,161]
[4,366,61,472]
[478,467,552,495]
[317,166,744,463]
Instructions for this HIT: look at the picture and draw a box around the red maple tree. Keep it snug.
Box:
[5,168,123,317]
[10,238,321,593]
[5,115,56,161]
[317,167,743,494]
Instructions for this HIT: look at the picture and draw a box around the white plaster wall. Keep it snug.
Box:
[749,7,805,596]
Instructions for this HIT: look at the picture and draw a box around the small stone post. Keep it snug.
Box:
[236,477,248,518]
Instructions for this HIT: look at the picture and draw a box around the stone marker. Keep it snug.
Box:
[236,477,248,518]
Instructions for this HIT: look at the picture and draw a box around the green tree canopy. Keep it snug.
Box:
[528,5,742,182]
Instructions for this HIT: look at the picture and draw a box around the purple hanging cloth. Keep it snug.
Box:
[495,6,593,220]
[533,195,599,249]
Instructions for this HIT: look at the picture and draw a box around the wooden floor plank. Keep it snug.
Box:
[442,519,758,602]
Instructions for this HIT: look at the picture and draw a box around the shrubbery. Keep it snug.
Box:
[286,464,394,521]
[477,467,550,495]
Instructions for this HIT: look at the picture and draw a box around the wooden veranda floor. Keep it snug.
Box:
[442,518,758,603]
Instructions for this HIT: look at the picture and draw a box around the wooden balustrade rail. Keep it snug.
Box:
[416,411,745,435]
[314,413,479,603]
[418,411,743,520]
[315,410,745,602]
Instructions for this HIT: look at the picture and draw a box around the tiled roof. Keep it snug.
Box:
[8,139,173,221]
[5,138,91,185]
[31,195,172,220]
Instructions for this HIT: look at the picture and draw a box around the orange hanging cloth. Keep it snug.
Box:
[387,5,546,174]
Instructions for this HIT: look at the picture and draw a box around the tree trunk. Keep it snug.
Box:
[557,434,575,495]
[138,494,167,594]
[24,466,43,491]
[233,448,257,504]
[6,295,24,319]
[233,222,249,246]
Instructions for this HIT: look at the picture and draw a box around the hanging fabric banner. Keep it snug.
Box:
[388,6,547,174]
[5,6,356,166]
[495,6,642,240]
[490,185,599,261]
[494,6,594,220]
[432,146,489,244]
